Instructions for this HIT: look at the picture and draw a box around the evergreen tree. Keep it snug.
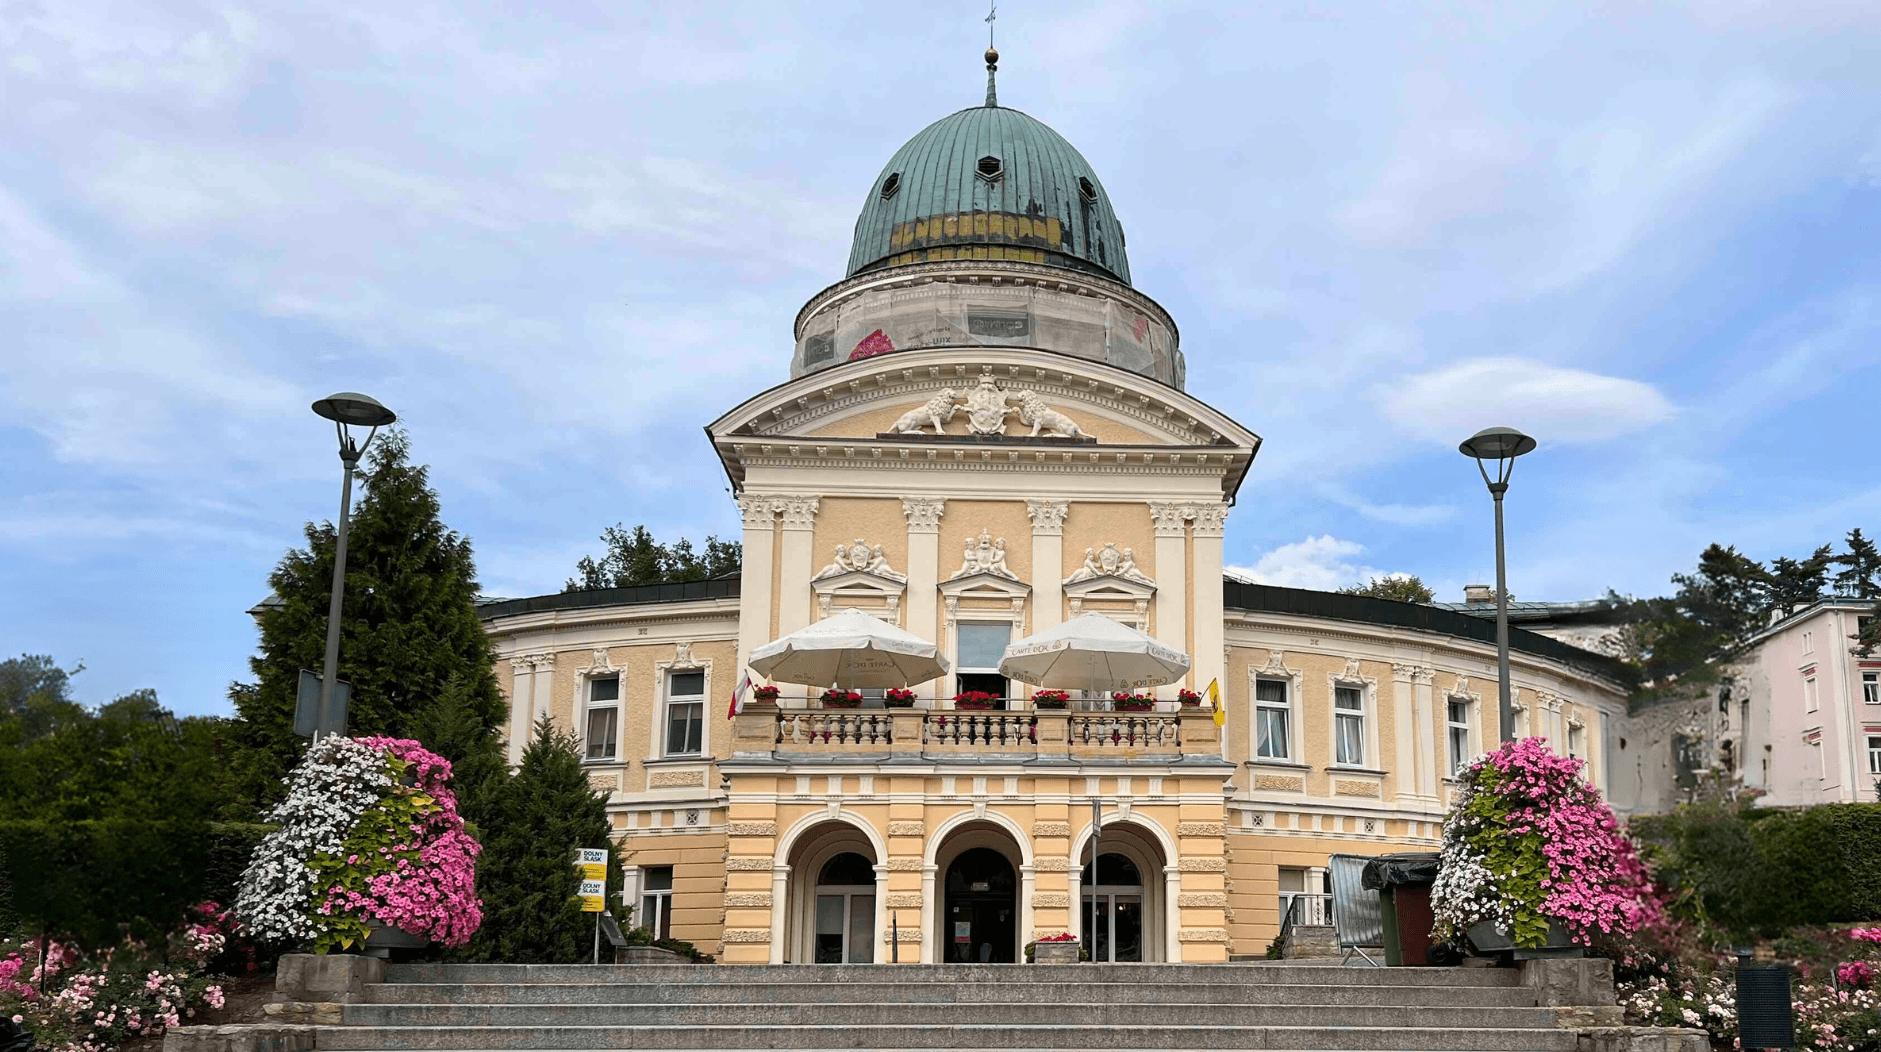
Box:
[458,717,623,963]
[1337,574,1435,604]
[565,524,740,591]
[233,430,504,808]
[406,675,509,826]
[1831,528,1881,598]
[1767,544,1833,618]
[1669,544,1770,649]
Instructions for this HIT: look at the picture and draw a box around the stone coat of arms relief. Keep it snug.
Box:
[1063,542,1153,586]
[886,371,1086,440]
[813,538,907,583]
[952,529,1016,580]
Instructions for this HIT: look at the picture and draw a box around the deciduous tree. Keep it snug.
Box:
[565,524,740,591]
[1336,574,1435,604]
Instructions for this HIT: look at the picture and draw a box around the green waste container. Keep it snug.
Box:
[1362,853,1441,966]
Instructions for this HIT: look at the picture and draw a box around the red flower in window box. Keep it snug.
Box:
[951,691,997,711]
[1111,691,1155,711]
[820,689,863,708]
[1032,689,1070,710]
[752,685,780,702]
[1177,689,1202,706]
[884,688,917,708]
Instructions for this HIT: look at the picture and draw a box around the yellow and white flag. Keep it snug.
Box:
[1206,678,1224,727]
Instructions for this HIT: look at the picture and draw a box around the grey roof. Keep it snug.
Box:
[1432,599,1616,625]
[846,103,1131,285]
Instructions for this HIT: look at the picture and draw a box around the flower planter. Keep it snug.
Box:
[954,702,994,711]
[1032,939,1081,964]
[821,700,861,708]
[360,923,430,959]
[1114,704,1155,712]
[1032,699,1068,710]
[1465,919,1582,960]
[884,698,915,708]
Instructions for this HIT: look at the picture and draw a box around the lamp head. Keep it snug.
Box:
[312,392,397,428]
[1458,426,1536,461]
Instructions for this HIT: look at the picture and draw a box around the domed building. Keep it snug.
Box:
[480,54,1631,965]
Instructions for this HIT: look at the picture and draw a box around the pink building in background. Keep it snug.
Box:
[1750,598,1881,806]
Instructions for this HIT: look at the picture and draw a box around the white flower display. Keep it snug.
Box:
[234,736,394,943]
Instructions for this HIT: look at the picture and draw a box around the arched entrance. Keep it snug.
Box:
[1072,818,1170,962]
[942,847,1017,962]
[1081,853,1145,962]
[780,819,883,964]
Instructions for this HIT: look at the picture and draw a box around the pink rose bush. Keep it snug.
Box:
[236,735,481,953]
[1432,737,1661,947]
[0,905,232,1052]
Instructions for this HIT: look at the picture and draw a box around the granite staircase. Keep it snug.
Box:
[311,961,1581,1051]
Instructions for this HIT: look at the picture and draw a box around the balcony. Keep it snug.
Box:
[732,698,1222,766]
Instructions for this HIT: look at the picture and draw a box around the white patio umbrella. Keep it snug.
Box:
[748,608,950,688]
[997,612,1191,692]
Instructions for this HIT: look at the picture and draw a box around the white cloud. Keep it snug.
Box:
[1226,535,1401,592]
[1380,358,1676,446]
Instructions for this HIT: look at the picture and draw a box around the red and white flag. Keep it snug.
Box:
[728,670,752,719]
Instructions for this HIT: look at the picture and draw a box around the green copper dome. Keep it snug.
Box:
[846,100,1132,286]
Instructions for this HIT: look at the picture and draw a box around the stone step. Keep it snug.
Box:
[339,1003,1556,1029]
[315,1023,1581,1051]
[365,981,1538,1007]
[380,963,1520,988]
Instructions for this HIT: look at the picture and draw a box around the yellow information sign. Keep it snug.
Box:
[574,849,608,912]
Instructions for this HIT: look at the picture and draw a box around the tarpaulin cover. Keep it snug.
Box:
[1361,852,1442,890]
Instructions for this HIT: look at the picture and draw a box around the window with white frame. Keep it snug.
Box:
[954,622,1011,703]
[664,670,705,756]
[639,866,673,940]
[1568,722,1585,761]
[1805,676,1820,714]
[1864,671,1879,706]
[1446,697,1471,774]
[1333,685,1365,766]
[1255,679,1291,759]
[1803,631,1815,654]
[1868,735,1881,776]
[1277,866,1306,922]
[585,674,619,761]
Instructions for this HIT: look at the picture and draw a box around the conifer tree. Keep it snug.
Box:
[233,430,504,807]
[457,717,623,963]
[406,675,508,826]
[1832,528,1881,598]
[1767,544,1833,618]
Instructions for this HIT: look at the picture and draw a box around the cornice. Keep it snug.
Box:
[485,598,741,639]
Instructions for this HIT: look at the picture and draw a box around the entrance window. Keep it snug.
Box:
[955,622,1011,705]
[639,866,672,940]
[1278,866,1306,923]
[1081,853,1143,963]
[944,847,1018,963]
[813,852,876,963]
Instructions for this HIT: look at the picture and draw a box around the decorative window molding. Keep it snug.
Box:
[1327,661,1380,770]
[1444,674,1483,776]
[812,538,909,624]
[1250,650,1304,765]
[575,649,623,764]
[650,653,713,761]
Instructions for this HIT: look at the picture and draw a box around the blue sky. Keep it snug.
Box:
[4,1,1879,717]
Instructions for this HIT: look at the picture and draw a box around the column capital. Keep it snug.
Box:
[1147,501,1191,537]
[1392,662,1435,683]
[1189,502,1229,538]
[737,493,783,529]
[508,657,533,674]
[1025,499,1069,536]
[902,497,946,533]
[778,496,821,531]
[526,651,555,670]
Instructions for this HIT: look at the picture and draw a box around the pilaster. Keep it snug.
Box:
[775,497,821,636]
[506,658,534,765]
[1389,664,1418,806]
[1411,666,1438,802]
[1148,502,1189,693]
[736,494,781,687]
[1188,503,1227,695]
[529,652,556,730]
[902,498,945,695]
[1027,500,1069,648]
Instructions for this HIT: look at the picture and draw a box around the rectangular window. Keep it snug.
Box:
[1255,679,1290,759]
[955,622,1011,702]
[1803,631,1814,654]
[1805,677,1820,714]
[1568,723,1585,761]
[1334,685,1365,766]
[665,670,704,756]
[585,675,619,761]
[639,866,673,940]
[1277,866,1306,923]
[1446,698,1471,774]
[1869,736,1881,776]
[1864,671,1879,706]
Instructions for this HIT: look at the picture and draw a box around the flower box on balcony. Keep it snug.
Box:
[952,691,997,711]
[820,689,863,708]
[1177,689,1202,706]
[1032,690,1070,710]
[752,686,780,703]
[1111,692,1155,711]
[884,689,917,708]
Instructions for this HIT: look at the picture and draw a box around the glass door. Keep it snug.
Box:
[1083,893,1143,962]
[814,891,875,963]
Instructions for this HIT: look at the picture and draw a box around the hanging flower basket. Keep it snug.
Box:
[884,688,918,708]
[820,689,863,708]
[1111,692,1155,711]
[952,691,997,711]
[1032,690,1070,710]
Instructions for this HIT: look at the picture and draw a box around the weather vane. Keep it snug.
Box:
[986,2,996,48]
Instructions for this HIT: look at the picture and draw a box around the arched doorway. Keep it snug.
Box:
[942,847,1017,962]
[1081,853,1144,962]
[781,820,883,964]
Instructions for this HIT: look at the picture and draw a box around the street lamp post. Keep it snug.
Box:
[1458,426,1537,744]
[310,392,398,739]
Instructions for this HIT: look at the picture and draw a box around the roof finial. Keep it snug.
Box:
[983,2,998,107]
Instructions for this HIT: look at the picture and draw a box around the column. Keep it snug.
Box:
[1412,667,1438,801]
[1390,664,1417,806]
[775,497,821,635]
[1148,503,1189,691]
[506,658,534,765]
[1189,503,1228,695]
[735,495,780,681]
[902,498,945,695]
[1027,500,1069,641]
[530,653,556,729]
[766,865,790,964]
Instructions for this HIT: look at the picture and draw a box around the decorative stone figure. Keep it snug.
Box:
[812,538,906,582]
[1014,390,1085,439]
[952,529,1018,580]
[962,373,1014,435]
[890,389,959,434]
[1064,542,1153,585]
